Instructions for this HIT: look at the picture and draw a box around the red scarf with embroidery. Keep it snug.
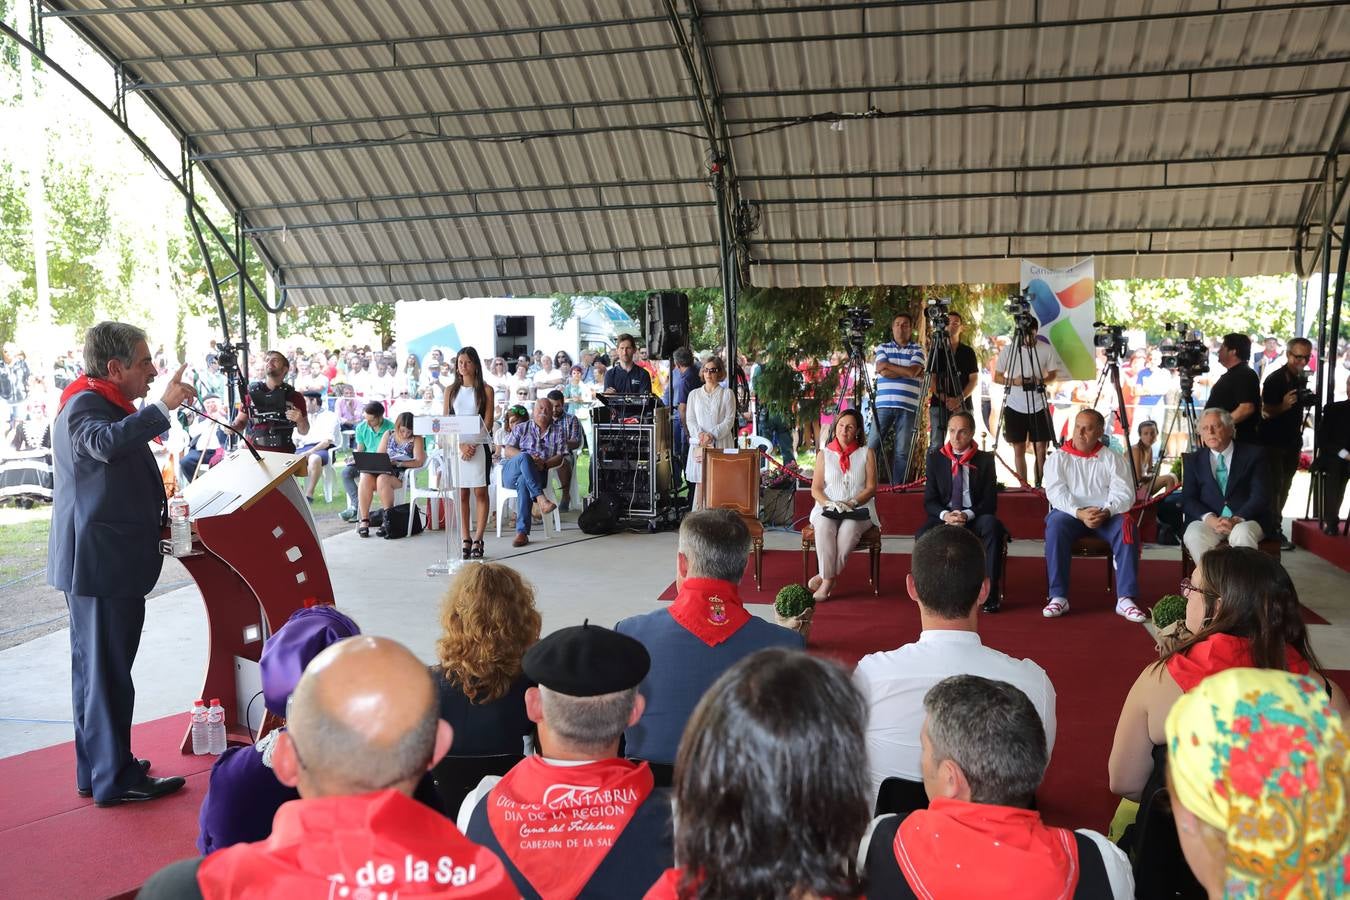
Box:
[197,789,515,899]
[667,577,751,647]
[486,756,654,899]
[895,798,1080,899]
[826,438,860,473]
[58,375,136,416]
[1166,632,1311,693]
[940,443,977,476]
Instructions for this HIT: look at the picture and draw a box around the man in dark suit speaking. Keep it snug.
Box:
[1181,407,1270,565]
[48,322,196,806]
[917,411,1007,613]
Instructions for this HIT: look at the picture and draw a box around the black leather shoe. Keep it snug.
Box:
[94,775,186,807]
[982,597,1002,614]
[1280,537,1296,551]
[78,758,151,797]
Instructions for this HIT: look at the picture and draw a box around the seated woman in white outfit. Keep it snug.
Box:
[684,355,736,510]
[808,409,878,601]
[444,347,494,560]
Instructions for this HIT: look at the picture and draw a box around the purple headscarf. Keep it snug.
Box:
[260,605,360,718]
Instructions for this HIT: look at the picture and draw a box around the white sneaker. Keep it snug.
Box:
[1116,598,1147,623]
[1042,597,1069,618]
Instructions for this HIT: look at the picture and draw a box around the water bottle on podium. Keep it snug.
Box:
[169,492,192,557]
[189,699,208,755]
[206,698,227,755]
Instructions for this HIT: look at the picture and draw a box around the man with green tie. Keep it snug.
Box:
[1181,408,1271,565]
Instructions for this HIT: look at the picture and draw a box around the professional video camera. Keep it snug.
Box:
[214,341,241,375]
[1005,289,1037,331]
[1159,322,1209,377]
[1093,322,1129,362]
[924,296,952,334]
[838,307,874,358]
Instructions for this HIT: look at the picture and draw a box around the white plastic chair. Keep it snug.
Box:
[744,435,774,471]
[390,445,435,537]
[547,451,583,509]
[494,461,560,538]
[406,446,444,532]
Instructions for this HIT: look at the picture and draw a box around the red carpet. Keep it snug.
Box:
[0,715,214,898]
[790,487,1159,541]
[1292,518,1350,572]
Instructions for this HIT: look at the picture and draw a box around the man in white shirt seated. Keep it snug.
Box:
[853,526,1055,805]
[294,391,340,503]
[1042,408,1144,623]
[179,394,227,484]
[1180,407,1270,565]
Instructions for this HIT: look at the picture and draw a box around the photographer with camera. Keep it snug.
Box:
[231,349,309,454]
[1315,372,1350,535]
[1205,334,1262,444]
[870,313,925,484]
[927,309,979,447]
[1260,337,1314,549]
[994,318,1061,487]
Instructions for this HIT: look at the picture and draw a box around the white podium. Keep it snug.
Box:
[414,415,487,577]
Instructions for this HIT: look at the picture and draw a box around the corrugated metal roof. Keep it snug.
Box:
[35,0,1350,305]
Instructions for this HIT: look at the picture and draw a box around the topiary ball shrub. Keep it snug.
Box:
[1151,593,1187,629]
[775,583,815,619]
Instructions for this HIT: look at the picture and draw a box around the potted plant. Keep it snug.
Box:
[774,583,816,640]
[1151,593,1191,656]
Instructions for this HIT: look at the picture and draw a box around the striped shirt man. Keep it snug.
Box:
[875,339,925,411]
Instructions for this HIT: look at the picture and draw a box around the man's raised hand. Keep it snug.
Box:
[161,363,197,410]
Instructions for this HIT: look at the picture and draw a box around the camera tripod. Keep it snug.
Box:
[1150,375,1200,495]
[833,345,889,481]
[903,325,964,481]
[991,317,1059,486]
[1090,355,1140,487]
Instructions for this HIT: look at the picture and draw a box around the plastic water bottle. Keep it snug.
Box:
[189,699,208,755]
[206,698,227,755]
[169,492,192,557]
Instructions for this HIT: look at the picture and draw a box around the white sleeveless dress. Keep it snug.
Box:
[447,387,489,489]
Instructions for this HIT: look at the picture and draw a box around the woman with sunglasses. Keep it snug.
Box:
[1109,546,1347,802]
[683,356,735,510]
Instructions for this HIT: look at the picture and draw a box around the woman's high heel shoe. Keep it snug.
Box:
[471,539,485,559]
[357,519,370,538]
[462,539,473,560]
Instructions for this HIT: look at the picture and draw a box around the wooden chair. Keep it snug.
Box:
[1181,537,1282,578]
[1070,535,1117,596]
[702,448,764,589]
[800,522,882,595]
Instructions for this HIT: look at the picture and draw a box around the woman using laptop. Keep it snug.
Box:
[355,411,426,537]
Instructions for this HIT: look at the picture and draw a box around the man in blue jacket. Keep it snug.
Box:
[1181,407,1270,566]
[48,321,195,806]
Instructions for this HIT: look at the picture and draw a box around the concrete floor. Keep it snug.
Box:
[2,514,1348,760]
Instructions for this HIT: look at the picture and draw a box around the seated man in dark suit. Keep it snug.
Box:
[1315,372,1350,534]
[1182,407,1270,565]
[616,508,804,763]
[459,623,673,899]
[917,411,1007,612]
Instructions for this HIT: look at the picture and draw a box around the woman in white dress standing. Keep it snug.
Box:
[808,408,878,600]
[444,347,494,559]
[684,355,736,510]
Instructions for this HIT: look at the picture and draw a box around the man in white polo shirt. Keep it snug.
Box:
[869,313,925,484]
[854,526,1056,804]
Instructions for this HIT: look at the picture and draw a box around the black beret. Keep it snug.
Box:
[523,622,651,697]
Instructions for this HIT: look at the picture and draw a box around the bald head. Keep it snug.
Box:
[280,636,446,798]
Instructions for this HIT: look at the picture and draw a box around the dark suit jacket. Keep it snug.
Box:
[1182,442,1271,533]
[1317,400,1350,468]
[47,391,169,598]
[923,448,997,519]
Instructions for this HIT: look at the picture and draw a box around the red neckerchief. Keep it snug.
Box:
[486,756,654,899]
[826,438,860,473]
[666,577,751,647]
[197,789,515,899]
[643,868,689,899]
[1166,633,1311,693]
[940,443,977,476]
[895,798,1080,900]
[1057,440,1104,459]
[58,374,135,415]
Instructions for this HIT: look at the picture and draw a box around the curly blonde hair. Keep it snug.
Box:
[435,563,541,703]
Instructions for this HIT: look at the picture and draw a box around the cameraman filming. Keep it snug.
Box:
[927,310,979,446]
[994,318,1061,487]
[870,313,925,484]
[232,349,309,454]
[1205,333,1261,444]
[1316,372,1350,535]
[1259,336,1313,549]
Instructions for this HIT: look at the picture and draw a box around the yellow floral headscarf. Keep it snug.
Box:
[1166,667,1350,898]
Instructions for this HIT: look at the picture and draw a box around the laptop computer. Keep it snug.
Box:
[352,451,398,475]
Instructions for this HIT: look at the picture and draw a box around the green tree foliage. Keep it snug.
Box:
[550,288,725,350]
[1096,276,1296,342]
